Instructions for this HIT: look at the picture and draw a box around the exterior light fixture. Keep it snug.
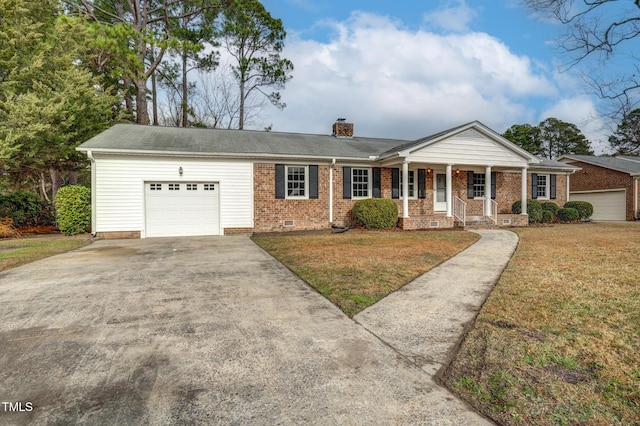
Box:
[179,166,183,176]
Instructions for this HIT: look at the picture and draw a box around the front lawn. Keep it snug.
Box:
[253,230,479,317]
[443,223,640,425]
[0,234,92,271]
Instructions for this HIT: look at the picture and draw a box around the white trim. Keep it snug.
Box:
[329,159,335,223]
[446,165,452,217]
[635,178,639,219]
[284,165,309,200]
[521,167,528,216]
[485,166,492,216]
[402,161,409,218]
[535,173,550,200]
[351,167,372,199]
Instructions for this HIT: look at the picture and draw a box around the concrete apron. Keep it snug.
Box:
[0,231,516,425]
[355,230,519,416]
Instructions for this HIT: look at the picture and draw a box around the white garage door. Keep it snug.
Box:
[570,190,626,221]
[145,182,220,237]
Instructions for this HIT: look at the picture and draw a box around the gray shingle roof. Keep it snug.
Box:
[77,122,578,171]
[77,123,407,160]
[560,154,640,175]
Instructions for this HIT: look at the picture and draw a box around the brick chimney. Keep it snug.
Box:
[332,118,354,138]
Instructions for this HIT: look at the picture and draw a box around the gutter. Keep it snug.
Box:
[86,151,97,237]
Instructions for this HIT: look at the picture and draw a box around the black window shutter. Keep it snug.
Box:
[391,168,400,199]
[531,173,538,199]
[418,169,426,199]
[491,171,497,200]
[343,167,351,199]
[309,165,318,199]
[467,171,474,199]
[550,174,556,199]
[275,164,285,199]
[372,167,381,198]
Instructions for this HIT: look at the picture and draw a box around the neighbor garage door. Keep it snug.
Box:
[145,182,220,237]
[570,190,626,221]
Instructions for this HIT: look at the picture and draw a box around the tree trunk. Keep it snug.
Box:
[68,171,77,186]
[49,168,62,204]
[135,78,150,125]
[182,51,189,127]
[238,79,245,130]
[39,171,50,203]
[152,71,159,126]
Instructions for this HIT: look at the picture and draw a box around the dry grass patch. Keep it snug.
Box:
[444,223,640,425]
[253,230,479,317]
[0,234,91,271]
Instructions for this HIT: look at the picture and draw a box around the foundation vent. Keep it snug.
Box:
[429,221,440,228]
[502,218,512,225]
[283,220,295,227]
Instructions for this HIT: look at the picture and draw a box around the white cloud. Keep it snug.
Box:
[256,11,561,141]
[423,0,478,33]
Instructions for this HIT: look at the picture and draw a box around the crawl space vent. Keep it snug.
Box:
[502,218,512,225]
[429,221,439,228]
[283,220,295,227]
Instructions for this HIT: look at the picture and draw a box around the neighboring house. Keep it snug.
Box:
[559,155,640,221]
[77,120,578,238]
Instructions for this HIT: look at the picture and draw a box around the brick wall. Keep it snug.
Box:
[253,164,571,231]
[254,163,332,232]
[566,160,636,220]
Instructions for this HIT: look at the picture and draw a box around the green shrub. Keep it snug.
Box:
[564,201,593,220]
[542,210,554,224]
[541,202,559,214]
[557,207,579,223]
[511,199,543,223]
[352,198,398,229]
[55,185,91,236]
[0,190,46,227]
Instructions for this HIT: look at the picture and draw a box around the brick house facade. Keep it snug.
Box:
[78,121,579,238]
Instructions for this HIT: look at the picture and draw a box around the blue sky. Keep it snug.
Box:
[251,0,609,152]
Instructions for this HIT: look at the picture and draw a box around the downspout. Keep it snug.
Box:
[86,151,97,237]
[329,158,336,224]
[635,177,639,220]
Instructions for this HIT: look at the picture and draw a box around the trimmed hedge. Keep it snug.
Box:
[352,198,398,229]
[55,185,91,236]
[541,202,559,214]
[511,199,543,223]
[0,190,46,227]
[557,207,579,223]
[564,201,593,220]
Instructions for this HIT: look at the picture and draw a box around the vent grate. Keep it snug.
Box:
[283,220,295,227]
[429,221,439,228]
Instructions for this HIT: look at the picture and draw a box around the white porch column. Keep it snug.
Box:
[446,164,452,217]
[402,160,409,218]
[485,165,492,217]
[521,167,528,215]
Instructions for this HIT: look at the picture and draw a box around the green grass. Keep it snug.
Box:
[0,234,91,271]
[443,223,640,426]
[253,229,479,317]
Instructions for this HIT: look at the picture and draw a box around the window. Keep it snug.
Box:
[536,174,549,199]
[150,183,162,191]
[352,168,371,198]
[399,171,415,198]
[473,173,485,198]
[286,165,307,198]
[168,183,180,191]
[186,184,198,191]
[204,183,215,191]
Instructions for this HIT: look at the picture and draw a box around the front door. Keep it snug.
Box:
[435,174,447,211]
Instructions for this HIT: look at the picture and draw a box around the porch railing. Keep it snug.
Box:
[453,196,467,226]
[484,198,498,225]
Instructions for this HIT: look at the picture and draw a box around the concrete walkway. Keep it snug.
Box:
[355,229,519,422]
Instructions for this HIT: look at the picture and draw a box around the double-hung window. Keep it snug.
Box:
[536,174,549,199]
[352,168,371,198]
[473,173,485,198]
[399,171,415,198]
[286,165,308,199]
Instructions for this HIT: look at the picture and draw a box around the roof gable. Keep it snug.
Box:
[382,121,539,167]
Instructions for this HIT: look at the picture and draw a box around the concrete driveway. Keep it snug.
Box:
[0,236,493,425]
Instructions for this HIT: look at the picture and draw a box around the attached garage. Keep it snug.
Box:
[570,190,626,221]
[145,182,220,237]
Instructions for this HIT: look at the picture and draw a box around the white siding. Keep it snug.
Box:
[408,130,529,168]
[93,155,253,236]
